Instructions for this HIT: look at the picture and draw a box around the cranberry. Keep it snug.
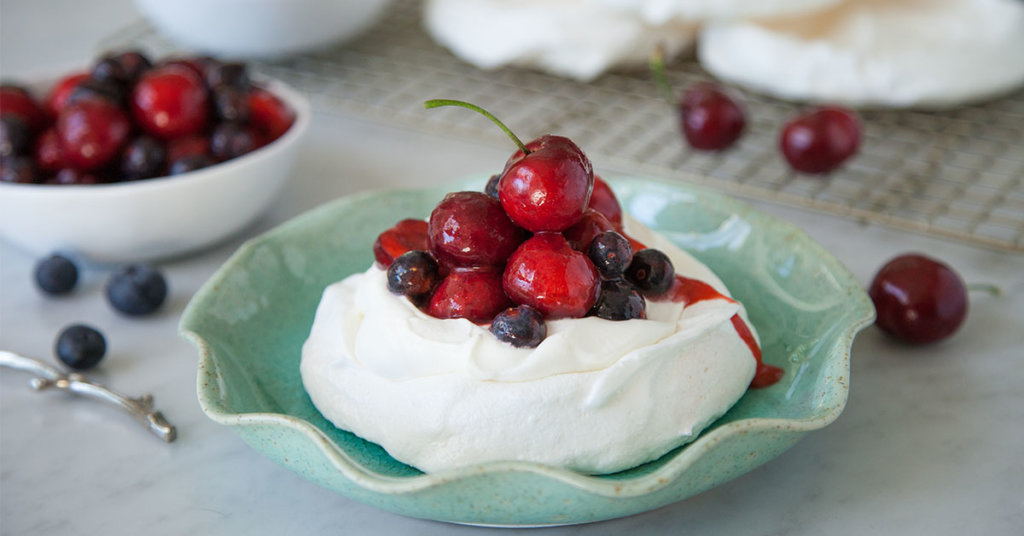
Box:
[132,66,209,140]
[680,82,746,151]
[210,122,255,161]
[427,269,512,324]
[625,248,675,296]
[373,219,430,268]
[57,99,131,171]
[1,115,31,157]
[34,128,65,173]
[248,87,294,142]
[0,85,46,132]
[780,106,861,174]
[168,154,214,175]
[587,175,622,228]
[428,191,527,268]
[587,230,633,279]
[563,208,614,252]
[206,62,250,91]
[1,157,36,183]
[499,135,593,232]
[121,136,167,180]
[490,305,547,348]
[503,232,601,319]
[591,279,646,321]
[212,87,250,123]
[386,250,440,301]
[869,253,968,344]
[45,72,89,117]
[166,134,209,162]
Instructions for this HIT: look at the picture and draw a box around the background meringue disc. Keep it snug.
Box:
[595,0,845,24]
[423,0,695,81]
[697,0,1024,108]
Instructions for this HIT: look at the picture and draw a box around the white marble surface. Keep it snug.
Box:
[2,1,1023,534]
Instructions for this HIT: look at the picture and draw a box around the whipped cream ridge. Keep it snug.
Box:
[301,215,758,474]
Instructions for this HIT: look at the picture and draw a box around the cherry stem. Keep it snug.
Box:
[424,99,529,155]
[649,46,676,106]
[966,283,1001,297]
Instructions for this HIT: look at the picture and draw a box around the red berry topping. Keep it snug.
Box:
[131,66,209,140]
[248,87,294,142]
[869,253,967,344]
[680,82,746,151]
[503,233,601,319]
[563,208,615,252]
[587,175,622,228]
[427,269,512,324]
[57,99,131,171]
[34,128,65,173]
[499,135,594,232]
[428,191,527,268]
[780,106,861,174]
[45,72,89,118]
[0,85,47,133]
[373,219,430,268]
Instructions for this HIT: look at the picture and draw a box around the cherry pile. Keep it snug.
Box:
[0,50,295,185]
[374,101,678,348]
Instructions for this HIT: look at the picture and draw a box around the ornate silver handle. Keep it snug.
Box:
[0,350,177,442]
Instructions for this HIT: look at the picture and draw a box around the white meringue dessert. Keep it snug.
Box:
[698,0,1024,108]
[595,0,844,24]
[301,215,761,474]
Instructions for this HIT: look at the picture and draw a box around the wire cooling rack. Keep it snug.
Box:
[101,0,1024,252]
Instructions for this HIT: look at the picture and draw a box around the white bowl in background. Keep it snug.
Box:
[134,0,392,58]
[0,78,311,264]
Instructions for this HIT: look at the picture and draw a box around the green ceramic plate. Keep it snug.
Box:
[181,176,874,526]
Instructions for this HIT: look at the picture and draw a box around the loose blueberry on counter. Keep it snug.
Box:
[625,248,675,295]
[587,230,632,279]
[168,153,214,175]
[121,136,167,180]
[55,324,106,370]
[490,305,547,348]
[386,250,441,301]
[34,254,79,295]
[591,279,646,321]
[1,115,31,157]
[106,263,168,316]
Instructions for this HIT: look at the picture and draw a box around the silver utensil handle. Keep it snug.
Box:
[0,350,177,442]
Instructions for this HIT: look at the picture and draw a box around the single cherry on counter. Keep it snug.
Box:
[869,253,968,344]
[780,106,861,174]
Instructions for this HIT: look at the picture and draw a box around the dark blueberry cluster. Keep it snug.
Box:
[583,230,675,322]
[386,250,441,302]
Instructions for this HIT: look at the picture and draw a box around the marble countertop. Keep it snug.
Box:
[2,2,1022,534]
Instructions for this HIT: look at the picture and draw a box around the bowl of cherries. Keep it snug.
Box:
[0,50,310,263]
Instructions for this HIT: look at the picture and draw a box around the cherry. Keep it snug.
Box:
[503,232,601,319]
[679,83,746,151]
[34,128,65,173]
[121,136,167,180]
[131,65,209,140]
[373,219,430,268]
[0,85,47,133]
[587,230,633,279]
[248,87,294,142]
[587,175,622,228]
[780,106,861,174]
[428,191,527,268]
[210,122,255,161]
[386,250,441,301]
[563,208,614,252]
[490,305,547,348]
[591,279,646,321]
[869,253,968,344]
[45,71,89,117]
[426,269,512,324]
[56,98,131,171]
[625,248,675,296]
[166,134,209,162]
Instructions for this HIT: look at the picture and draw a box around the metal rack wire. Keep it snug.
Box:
[101,0,1024,252]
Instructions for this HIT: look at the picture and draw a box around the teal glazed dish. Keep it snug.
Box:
[181,176,875,526]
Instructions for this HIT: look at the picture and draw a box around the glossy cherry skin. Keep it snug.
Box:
[56,98,131,171]
[374,219,430,268]
[34,128,65,173]
[428,191,528,268]
[869,253,968,344]
[0,85,47,133]
[499,135,593,232]
[427,269,512,324]
[587,175,622,228]
[131,66,209,140]
[45,72,90,118]
[563,208,614,252]
[780,106,861,174]
[248,87,294,142]
[680,82,746,151]
[503,232,601,319]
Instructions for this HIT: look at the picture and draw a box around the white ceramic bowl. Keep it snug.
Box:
[134,0,393,58]
[0,78,310,263]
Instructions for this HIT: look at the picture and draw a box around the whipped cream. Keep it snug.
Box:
[301,216,757,474]
[698,0,1024,108]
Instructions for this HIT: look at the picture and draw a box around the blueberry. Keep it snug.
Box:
[386,250,440,300]
[212,87,250,123]
[490,305,546,348]
[121,136,166,180]
[591,279,646,321]
[91,57,129,86]
[55,324,106,370]
[210,122,255,161]
[587,230,632,279]
[34,254,79,295]
[106,263,168,316]
[624,248,675,295]
[67,77,125,107]
[0,115,31,157]
[205,62,249,91]
[0,156,36,183]
[168,154,215,175]
[484,174,500,199]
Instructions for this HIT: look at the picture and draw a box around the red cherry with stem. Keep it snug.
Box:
[503,232,601,319]
[373,219,430,268]
[57,98,131,171]
[869,253,968,344]
[428,191,528,268]
[587,175,623,228]
[248,87,294,142]
[424,99,594,232]
[780,106,861,174]
[563,208,614,252]
[45,72,89,118]
[679,83,746,151]
[427,269,512,324]
[131,65,209,140]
